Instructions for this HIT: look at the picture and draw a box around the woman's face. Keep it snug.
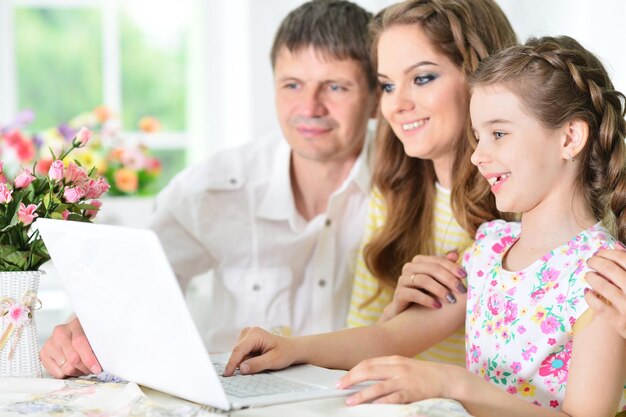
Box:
[377,24,469,165]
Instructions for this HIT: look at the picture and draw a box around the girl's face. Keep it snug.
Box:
[377,24,468,164]
[470,85,567,214]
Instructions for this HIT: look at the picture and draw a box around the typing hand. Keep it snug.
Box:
[223,327,297,376]
[379,252,467,323]
[39,316,102,378]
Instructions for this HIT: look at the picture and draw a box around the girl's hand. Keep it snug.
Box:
[337,356,456,405]
[585,247,626,338]
[223,327,298,376]
[378,252,467,323]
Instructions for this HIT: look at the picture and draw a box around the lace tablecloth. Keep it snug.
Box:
[0,376,474,417]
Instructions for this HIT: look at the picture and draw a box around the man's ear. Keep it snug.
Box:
[561,119,589,162]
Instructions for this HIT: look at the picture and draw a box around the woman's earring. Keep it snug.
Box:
[567,152,575,162]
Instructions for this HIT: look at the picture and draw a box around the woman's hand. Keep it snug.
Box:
[336,355,457,405]
[585,247,626,338]
[223,327,299,376]
[378,252,467,323]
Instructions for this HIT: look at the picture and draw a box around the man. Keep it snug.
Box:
[39,0,378,377]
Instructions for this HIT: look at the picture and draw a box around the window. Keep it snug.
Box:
[1,0,191,192]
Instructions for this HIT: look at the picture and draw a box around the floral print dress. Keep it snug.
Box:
[463,220,626,410]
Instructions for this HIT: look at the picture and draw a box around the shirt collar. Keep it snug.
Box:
[256,130,374,227]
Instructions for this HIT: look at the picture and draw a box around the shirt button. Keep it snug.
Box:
[318,279,326,288]
[252,284,261,291]
[325,219,331,227]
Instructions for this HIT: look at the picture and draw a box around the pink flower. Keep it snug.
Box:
[0,183,12,204]
[62,210,70,220]
[18,203,38,225]
[84,178,110,199]
[506,386,518,394]
[540,315,559,334]
[74,126,92,147]
[504,300,518,324]
[510,361,522,373]
[548,338,557,346]
[539,342,572,383]
[48,160,65,181]
[487,292,505,315]
[85,200,102,219]
[63,186,86,203]
[517,325,526,334]
[540,267,559,283]
[550,400,559,408]
[492,236,514,254]
[7,303,30,326]
[0,160,3,173]
[14,170,35,189]
[469,344,481,363]
[64,162,88,184]
[530,288,545,305]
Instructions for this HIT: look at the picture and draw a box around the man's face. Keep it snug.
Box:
[273,45,376,164]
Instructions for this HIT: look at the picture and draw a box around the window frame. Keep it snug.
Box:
[0,0,187,150]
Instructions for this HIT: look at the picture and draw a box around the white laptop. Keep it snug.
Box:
[35,218,360,411]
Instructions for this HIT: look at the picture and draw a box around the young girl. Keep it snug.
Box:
[347,0,516,367]
[337,36,626,415]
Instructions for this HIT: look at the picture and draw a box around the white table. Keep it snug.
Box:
[0,376,474,417]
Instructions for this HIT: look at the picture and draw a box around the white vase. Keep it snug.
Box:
[0,270,43,377]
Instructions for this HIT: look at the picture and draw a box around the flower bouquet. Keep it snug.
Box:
[1,107,162,197]
[0,127,109,271]
[0,127,108,377]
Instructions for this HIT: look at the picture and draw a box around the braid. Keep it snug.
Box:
[470,35,626,242]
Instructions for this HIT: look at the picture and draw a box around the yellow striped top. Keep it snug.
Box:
[346,183,473,366]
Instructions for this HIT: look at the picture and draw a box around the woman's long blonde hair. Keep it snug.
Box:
[364,0,517,293]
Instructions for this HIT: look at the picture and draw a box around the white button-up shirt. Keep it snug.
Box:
[149,132,372,351]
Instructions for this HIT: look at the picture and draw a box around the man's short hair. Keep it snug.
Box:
[270,0,376,91]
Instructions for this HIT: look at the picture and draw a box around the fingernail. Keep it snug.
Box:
[446,293,457,304]
[346,396,356,406]
[457,283,467,294]
[240,363,250,374]
[335,380,343,389]
[433,300,442,309]
[458,268,467,278]
[90,365,101,374]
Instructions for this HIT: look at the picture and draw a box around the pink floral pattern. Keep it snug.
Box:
[464,220,626,409]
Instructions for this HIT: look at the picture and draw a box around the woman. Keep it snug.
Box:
[346,0,516,368]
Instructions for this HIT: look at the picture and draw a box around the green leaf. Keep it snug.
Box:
[43,193,51,209]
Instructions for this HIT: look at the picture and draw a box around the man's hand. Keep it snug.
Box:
[39,316,102,378]
[378,252,467,323]
[223,327,298,376]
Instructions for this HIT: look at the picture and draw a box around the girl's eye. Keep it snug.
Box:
[414,74,436,86]
[494,131,506,140]
[380,82,394,93]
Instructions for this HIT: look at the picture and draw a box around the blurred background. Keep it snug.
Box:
[0,0,624,346]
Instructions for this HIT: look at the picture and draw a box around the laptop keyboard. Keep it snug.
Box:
[212,361,318,398]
